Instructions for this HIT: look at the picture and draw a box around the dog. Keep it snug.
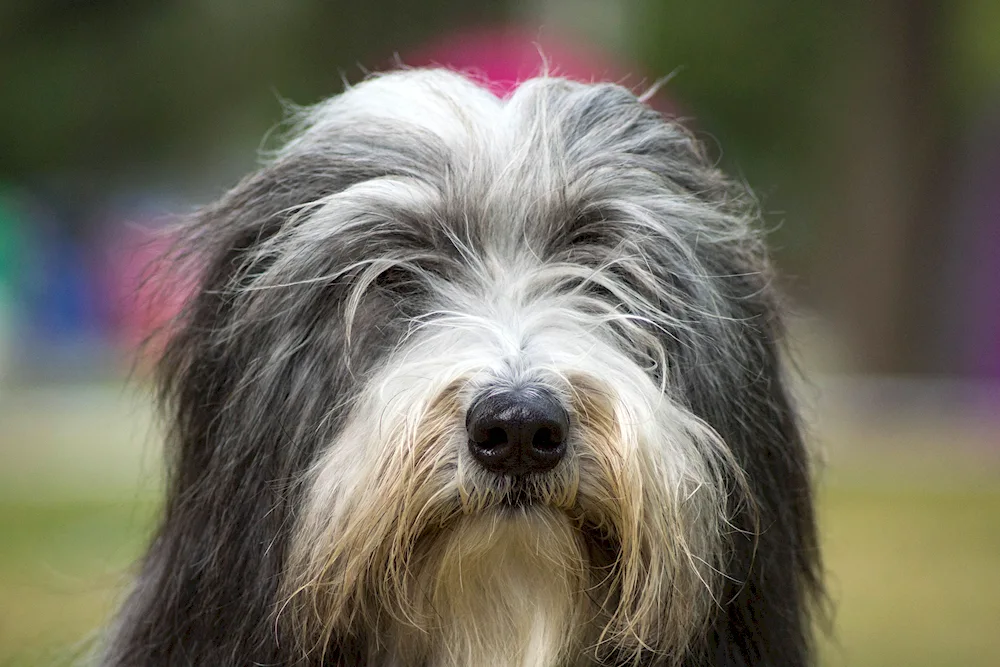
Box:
[102,68,821,667]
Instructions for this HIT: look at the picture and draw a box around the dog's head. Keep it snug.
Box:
[142,69,817,667]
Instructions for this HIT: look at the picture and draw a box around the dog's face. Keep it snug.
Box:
[270,71,754,666]
[125,69,817,667]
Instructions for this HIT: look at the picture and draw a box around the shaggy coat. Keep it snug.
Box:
[103,69,820,667]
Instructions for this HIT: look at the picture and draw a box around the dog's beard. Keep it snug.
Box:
[387,510,590,667]
[281,367,743,667]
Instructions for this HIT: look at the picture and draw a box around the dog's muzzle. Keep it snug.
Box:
[465,386,569,476]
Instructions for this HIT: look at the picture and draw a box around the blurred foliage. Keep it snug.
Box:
[0,0,504,184]
[634,0,996,180]
[1,1,997,199]
[952,0,1000,109]
[636,1,843,187]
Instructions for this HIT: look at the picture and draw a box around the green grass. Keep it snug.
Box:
[819,480,1000,667]
[0,499,159,667]
[0,481,997,666]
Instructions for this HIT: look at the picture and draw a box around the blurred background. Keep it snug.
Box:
[1,1,998,665]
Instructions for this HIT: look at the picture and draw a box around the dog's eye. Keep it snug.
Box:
[570,228,609,248]
[375,266,407,286]
[567,212,616,250]
[374,266,421,295]
[579,279,619,309]
[552,204,616,254]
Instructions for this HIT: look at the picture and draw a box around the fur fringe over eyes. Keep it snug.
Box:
[102,69,821,667]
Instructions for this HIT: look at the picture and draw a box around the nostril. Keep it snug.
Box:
[482,427,508,450]
[531,426,562,451]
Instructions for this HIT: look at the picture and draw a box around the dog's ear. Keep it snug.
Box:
[685,301,821,667]
[560,84,821,662]
[585,98,822,663]
[104,156,373,667]
[664,199,822,665]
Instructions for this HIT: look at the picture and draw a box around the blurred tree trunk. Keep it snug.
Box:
[819,0,952,374]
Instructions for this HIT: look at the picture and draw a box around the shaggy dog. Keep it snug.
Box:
[103,69,821,667]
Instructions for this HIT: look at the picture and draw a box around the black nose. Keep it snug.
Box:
[466,387,569,475]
